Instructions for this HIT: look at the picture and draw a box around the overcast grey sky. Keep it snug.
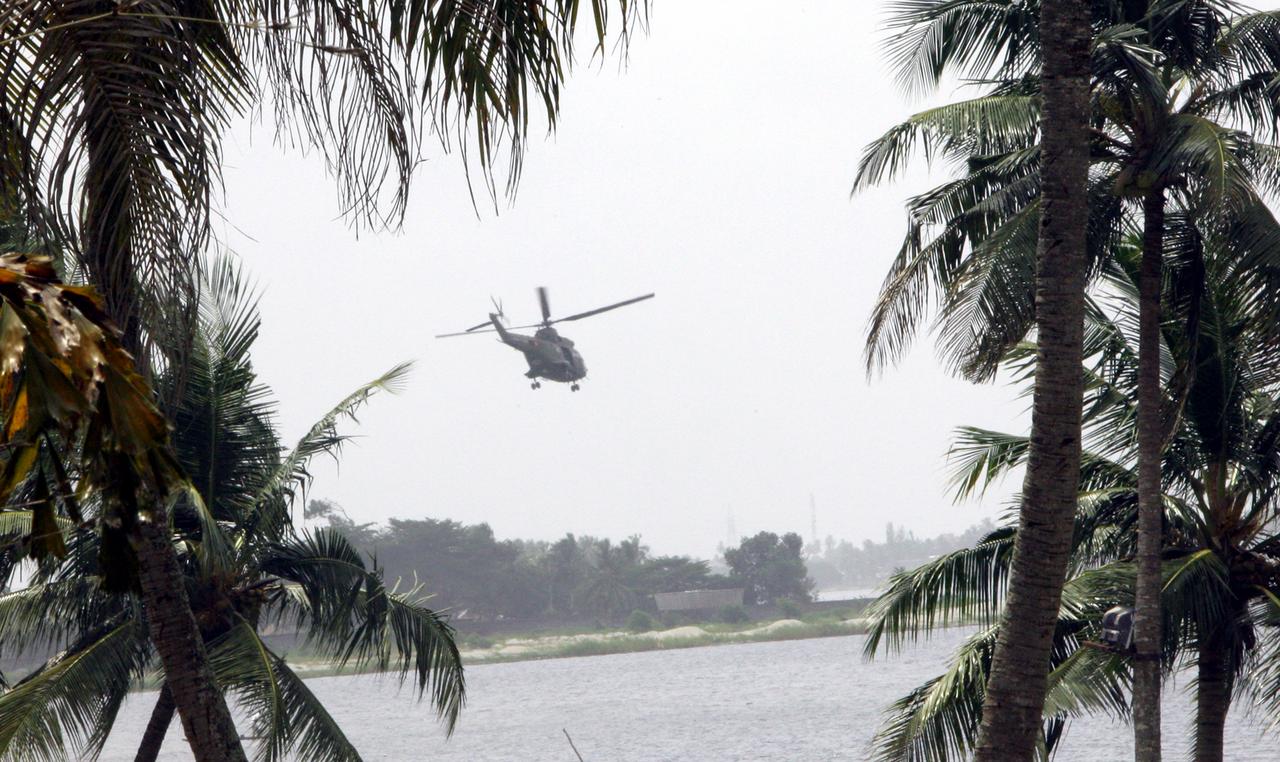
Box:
[216,1,1032,559]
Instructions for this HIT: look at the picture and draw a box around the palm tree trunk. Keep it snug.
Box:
[972,0,1092,758]
[1195,630,1231,762]
[131,510,247,761]
[85,99,247,762]
[1133,188,1166,762]
[135,684,176,762]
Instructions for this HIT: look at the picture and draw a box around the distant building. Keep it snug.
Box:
[653,588,744,612]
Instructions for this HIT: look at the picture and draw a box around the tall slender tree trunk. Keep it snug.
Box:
[972,1,1092,759]
[85,100,248,762]
[1133,188,1166,762]
[135,684,177,762]
[133,523,246,762]
[1194,629,1231,762]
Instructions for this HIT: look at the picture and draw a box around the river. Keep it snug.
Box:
[98,629,1273,760]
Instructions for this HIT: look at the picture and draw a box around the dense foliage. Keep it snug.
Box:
[858,1,1280,758]
[723,531,814,605]
[0,3,653,758]
[863,241,1280,760]
[0,261,464,761]
[309,502,737,620]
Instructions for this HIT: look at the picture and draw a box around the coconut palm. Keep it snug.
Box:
[0,0,652,345]
[856,4,1280,755]
[0,2,647,755]
[864,241,1280,762]
[575,537,647,616]
[861,1,1093,757]
[0,258,464,762]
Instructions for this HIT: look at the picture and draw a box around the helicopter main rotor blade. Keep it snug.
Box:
[537,286,552,324]
[437,292,653,337]
[435,327,501,338]
[549,293,655,325]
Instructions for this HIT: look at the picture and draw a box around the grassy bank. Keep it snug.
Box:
[284,611,869,678]
[464,618,868,663]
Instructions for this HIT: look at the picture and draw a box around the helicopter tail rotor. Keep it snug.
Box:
[458,297,504,333]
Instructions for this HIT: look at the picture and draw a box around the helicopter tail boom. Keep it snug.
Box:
[488,312,512,342]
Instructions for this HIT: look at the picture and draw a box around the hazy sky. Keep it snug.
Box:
[217,1,1033,559]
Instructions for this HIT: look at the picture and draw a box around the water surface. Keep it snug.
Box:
[98,630,1273,760]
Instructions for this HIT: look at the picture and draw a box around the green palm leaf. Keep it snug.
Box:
[0,619,149,762]
[863,528,1014,657]
[207,620,363,762]
[854,93,1040,189]
[259,529,465,732]
[870,626,995,762]
[0,577,120,661]
[881,0,1039,95]
[258,363,412,513]
[170,256,281,524]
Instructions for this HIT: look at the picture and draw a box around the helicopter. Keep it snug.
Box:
[435,287,655,391]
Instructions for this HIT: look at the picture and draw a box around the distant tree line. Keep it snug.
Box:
[307,501,740,620]
[801,519,997,591]
[310,502,993,617]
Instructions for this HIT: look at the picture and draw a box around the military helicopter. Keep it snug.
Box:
[435,287,654,391]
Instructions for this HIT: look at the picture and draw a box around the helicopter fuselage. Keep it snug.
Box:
[489,314,587,384]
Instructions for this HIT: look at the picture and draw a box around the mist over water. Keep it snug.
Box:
[99,631,1271,760]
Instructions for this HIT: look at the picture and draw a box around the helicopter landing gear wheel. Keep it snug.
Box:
[570,383,580,392]
[531,381,541,390]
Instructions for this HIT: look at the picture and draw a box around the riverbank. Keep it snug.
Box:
[286,614,870,677]
[461,617,868,663]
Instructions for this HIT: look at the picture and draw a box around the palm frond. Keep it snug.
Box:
[1041,645,1129,720]
[863,527,1015,657]
[1161,549,1235,638]
[1149,113,1257,212]
[1213,11,1280,112]
[385,0,650,199]
[0,577,123,660]
[854,93,1039,189]
[863,212,968,374]
[947,427,1134,501]
[881,0,1039,96]
[0,1,248,363]
[251,363,412,535]
[0,619,149,762]
[870,626,994,762]
[933,199,1039,379]
[266,657,362,762]
[259,529,465,732]
[168,256,280,525]
[208,620,360,762]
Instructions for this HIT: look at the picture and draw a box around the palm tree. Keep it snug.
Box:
[864,241,1280,762]
[0,2,647,756]
[859,1,1093,757]
[855,4,1280,756]
[575,537,647,617]
[0,257,464,762]
[970,3,1092,754]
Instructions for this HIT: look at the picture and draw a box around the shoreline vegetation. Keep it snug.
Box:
[284,612,872,679]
